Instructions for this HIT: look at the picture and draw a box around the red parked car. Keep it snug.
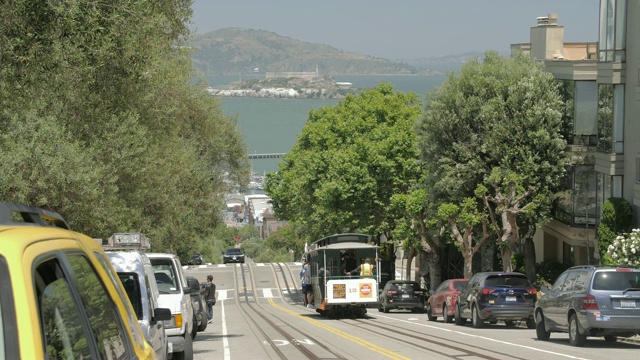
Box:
[426,278,469,323]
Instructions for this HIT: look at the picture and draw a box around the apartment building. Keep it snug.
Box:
[511,0,638,266]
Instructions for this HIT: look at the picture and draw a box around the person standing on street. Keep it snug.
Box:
[204,274,216,323]
[300,258,314,307]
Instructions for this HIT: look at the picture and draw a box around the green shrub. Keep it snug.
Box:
[536,261,570,285]
[597,197,633,263]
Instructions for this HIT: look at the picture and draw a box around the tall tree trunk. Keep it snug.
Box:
[427,251,441,293]
[501,247,513,272]
[463,246,474,279]
[524,237,536,282]
[405,246,415,280]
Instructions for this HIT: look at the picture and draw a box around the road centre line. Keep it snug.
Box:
[267,298,410,360]
[376,314,590,360]
[221,299,230,360]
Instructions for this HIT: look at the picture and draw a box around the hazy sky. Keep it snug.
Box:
[190,0,598,59]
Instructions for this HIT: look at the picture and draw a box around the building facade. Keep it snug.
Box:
[512,1,638,267]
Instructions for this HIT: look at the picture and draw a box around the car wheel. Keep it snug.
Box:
[191,316,197,339]
[454,304,465,326]
[535,311,550,341]
[526,317,536,329]
[378,305,383,312]
[504,320,515,327]
[426,304,436,321]
[471,304,484,328]
[198,315,208,332]
[173,332,194,360]
[443,305,452,323]
[569,313,586,347]
[604,335,617,343]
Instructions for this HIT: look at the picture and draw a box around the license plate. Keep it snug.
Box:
[167,342,173,353]
[506,296,517,302]
[621,300,636,308]
[402,294,410,298]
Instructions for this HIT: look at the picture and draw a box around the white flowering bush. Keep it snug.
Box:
[606,229,640,267]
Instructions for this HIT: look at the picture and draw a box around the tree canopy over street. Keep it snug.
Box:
[0,0,250,259]
[265,83,422,244]
[266,51,570,285]
[416,51,569,276]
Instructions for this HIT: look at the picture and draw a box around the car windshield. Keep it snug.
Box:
[592,271,640,291]
[389,282,417,291]
[485,276,530,287]
[453,281,468,291]
[226,249,242,255]
[150,259,180,294]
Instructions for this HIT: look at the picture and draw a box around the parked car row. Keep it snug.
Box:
[0,203,159,359]
[421,267,640,347]
[0,203,212,360]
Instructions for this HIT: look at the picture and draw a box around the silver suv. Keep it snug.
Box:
[147,253,194,360]
[105,249,171,360]
[535,265,640,346]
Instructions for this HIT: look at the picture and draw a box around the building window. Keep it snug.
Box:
[563,242,574,266]
[554,165,597,227]
[599,0,627,62]
[574,81,598,146]
[558,80,575,144]
[597,84,624,153]
[596,172,623,220]
[597,84,613,152]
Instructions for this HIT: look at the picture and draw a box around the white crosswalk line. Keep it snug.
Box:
[262,288,273,298]
[217,289,229,301]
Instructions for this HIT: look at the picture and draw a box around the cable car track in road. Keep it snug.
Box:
[274,262,305,304]
[346,318,528,360]
[233,262,346,360]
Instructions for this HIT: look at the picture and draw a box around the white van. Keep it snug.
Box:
[147,253,194,360]
[106,251,172,360]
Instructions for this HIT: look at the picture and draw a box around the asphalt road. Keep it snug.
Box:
[184,261,640,360]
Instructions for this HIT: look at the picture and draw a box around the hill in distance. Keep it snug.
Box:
[190,28,438,76]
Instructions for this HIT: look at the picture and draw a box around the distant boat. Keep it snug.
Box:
[336,81,352,89]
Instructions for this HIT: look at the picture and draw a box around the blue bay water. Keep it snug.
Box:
[208,74,449,174]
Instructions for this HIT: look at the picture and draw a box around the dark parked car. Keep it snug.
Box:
[426,278,469,323]
[186,276,207,338]
[378,280,425,313]
[455,272,536,328]
[188,253,204,266]
[535,265,640,346]
[223,248,245,264]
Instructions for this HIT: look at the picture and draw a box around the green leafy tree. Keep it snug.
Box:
[416,51,568,273]
[0,0,250,260]
[391,185,445,291]
[598,197,633,264]
[265,83,421,244]
[438,197,491,278]
[265,224,306,259]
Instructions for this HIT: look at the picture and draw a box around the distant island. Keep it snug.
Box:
[206,73,357,99]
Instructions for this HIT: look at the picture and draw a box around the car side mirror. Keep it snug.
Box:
[540,285,550,293]
[152,307,172,324]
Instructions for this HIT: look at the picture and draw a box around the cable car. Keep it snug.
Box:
[306,233,380,318]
